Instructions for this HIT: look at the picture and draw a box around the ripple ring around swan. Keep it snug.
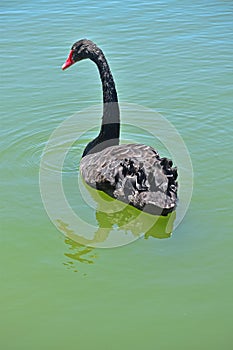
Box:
[39,103,193,248]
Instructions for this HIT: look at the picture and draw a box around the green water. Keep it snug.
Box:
[1,1,233,349]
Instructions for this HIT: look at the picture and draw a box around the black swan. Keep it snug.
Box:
[62,39,178,215]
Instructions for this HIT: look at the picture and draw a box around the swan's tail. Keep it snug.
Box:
[113,157,178,215]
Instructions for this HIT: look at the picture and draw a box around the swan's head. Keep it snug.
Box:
[62,39,98,70]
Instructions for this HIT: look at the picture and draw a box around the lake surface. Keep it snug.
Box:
[1,1,232,349]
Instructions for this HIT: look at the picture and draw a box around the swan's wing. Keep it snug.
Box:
[80,144,156,185]
[80,144,178,215]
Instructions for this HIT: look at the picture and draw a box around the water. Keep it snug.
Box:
[1,0,233,348]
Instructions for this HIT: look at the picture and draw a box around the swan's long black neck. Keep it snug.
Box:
[82,49,120,157]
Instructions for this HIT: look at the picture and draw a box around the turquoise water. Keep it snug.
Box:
[1,1,233,349]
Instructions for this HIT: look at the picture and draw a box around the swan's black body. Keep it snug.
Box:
[62,39,178,215]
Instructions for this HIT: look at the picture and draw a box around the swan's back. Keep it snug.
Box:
[80,144,178,215]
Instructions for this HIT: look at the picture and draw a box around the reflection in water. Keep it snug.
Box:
[144,211,176,239]
[63,237,97,272]
[88,182,176,240]
[94,202,176,240]
[60,183,176,267]
[57,202,175,248]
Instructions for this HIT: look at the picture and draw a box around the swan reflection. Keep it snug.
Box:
[58,182,176,252]
[63,237,96,271]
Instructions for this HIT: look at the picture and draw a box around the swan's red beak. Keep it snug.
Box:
[62,50,75,70]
